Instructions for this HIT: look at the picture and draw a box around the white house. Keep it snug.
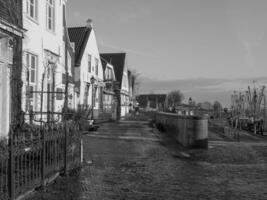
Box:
[101,53,130,118]
[68,20,104,118]
[0,1,24,138]
[100,56,117,118]
[22,0,74,123]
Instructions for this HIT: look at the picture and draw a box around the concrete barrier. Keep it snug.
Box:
[155,112,208,148]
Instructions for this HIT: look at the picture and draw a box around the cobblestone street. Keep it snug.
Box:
[27,121,267,200]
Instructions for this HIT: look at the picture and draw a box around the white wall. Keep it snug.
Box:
[120,66,130,117]
[22,0,69,121]
[77,29,104,110]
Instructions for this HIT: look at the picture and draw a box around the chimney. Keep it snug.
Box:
[86,19,93,28]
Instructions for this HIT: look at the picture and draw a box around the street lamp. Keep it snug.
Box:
[90,76,96,120]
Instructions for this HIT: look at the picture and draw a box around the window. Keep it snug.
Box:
[25,85,34,111]
[106,68,113,80]
[88,55,91,72]
[27,0,38,20]
[46,0,55,31]
[26,52,37,84]
[25,52,37,112]
[95,58,98,75]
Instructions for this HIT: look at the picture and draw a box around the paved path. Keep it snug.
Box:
[27,121,267,200]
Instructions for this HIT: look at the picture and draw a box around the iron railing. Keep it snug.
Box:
[0,121,81,200]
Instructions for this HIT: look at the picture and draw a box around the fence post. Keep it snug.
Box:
[80,138,83,164]
[64,123,68,175]
[8,129,14,199]
[41,128,46,186]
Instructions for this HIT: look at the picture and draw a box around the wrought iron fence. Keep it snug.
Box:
[0,121,81,200]
[0,139,9,200]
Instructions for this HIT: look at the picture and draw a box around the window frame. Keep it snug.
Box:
[25,52,38,85]
[46,0,55,32]
[25,52,38,112]
[95,58,98,76]
[26,0,38,21]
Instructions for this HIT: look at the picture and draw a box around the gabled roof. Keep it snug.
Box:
[100,57,117,81]
[100,53,126,88]
[68,26,92,66]
[127,70,132,87]
[100,57,108,72]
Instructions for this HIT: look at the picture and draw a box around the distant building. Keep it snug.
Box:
[136,94,167,111]
[68,20,104,118]
[0,0,24,138]
[101,53,130,118]
[175,104,197,115]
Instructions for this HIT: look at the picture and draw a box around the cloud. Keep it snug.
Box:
[73,11,81,18]
[98,40,156,58]
[225,0,267,68]
[117,8,151,24]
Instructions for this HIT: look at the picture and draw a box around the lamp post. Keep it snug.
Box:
[90,76,96,120]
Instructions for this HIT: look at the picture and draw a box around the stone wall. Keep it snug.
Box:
[155,112,208,148]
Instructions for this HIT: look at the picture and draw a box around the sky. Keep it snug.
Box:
[67,0,267,106]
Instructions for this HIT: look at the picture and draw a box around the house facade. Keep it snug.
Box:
[100,56,117,119]
[22,0,74,123]
[62,2,75,110]
[101,53,130,118]
[127,70,135,112]
[0,0,24,138]
[68,21,104,118]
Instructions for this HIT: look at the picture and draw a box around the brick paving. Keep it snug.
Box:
[26,121,267,200]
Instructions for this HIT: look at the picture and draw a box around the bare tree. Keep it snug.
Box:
[166,90,184,109]
[213,101,222,118]
[130,70,140,97]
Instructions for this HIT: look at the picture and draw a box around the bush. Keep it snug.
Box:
[62,105,92,122]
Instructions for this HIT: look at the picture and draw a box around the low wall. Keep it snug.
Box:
[155,112,208,148]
